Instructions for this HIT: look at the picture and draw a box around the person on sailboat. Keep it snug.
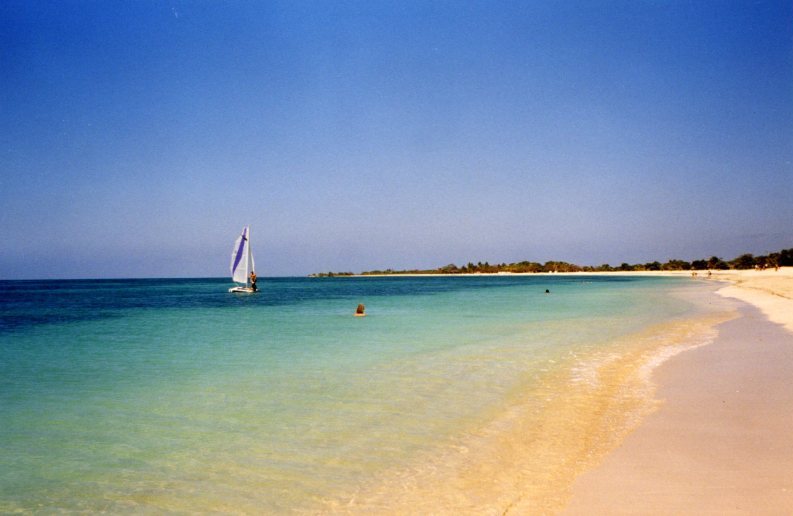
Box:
[250,271,258,292]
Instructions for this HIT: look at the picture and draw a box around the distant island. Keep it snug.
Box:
[310,248,793,277]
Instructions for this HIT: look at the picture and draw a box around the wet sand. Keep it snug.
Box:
[564,268,793,514]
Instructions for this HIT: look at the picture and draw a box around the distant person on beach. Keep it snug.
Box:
[250,271,257,292]
[355,304,366,317]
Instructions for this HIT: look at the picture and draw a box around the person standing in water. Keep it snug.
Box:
[250,271,257,292]
[355,304,365,317]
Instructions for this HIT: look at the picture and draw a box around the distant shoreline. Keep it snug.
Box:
[310,248,792,278]
[346,270,713,278]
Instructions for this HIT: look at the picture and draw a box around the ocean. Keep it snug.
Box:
[0,275,735,512]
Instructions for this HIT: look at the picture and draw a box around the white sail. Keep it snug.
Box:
[230,226,250,284]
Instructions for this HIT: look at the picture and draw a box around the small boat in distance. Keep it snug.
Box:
[229,226,257,293]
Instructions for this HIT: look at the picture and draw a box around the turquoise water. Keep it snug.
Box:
[0,276,717,512]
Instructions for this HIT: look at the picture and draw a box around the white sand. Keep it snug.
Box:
[563,268,793,514]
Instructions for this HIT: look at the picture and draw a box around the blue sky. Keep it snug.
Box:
[2,1,791,278]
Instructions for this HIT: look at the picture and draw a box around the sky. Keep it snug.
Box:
[1,1,791,278]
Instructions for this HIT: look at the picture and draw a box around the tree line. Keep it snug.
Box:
[311,248,793,276]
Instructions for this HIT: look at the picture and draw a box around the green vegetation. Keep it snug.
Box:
[309,271,355,278]
[311,248,793,276]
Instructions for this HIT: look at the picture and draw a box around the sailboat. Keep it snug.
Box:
[229,226,257,293]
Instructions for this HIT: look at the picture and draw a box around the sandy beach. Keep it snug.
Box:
[563,267,793,514]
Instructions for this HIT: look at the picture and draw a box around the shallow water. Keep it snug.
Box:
[0,276,732,512]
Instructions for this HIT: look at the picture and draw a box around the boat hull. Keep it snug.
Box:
[229,287,256,294]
